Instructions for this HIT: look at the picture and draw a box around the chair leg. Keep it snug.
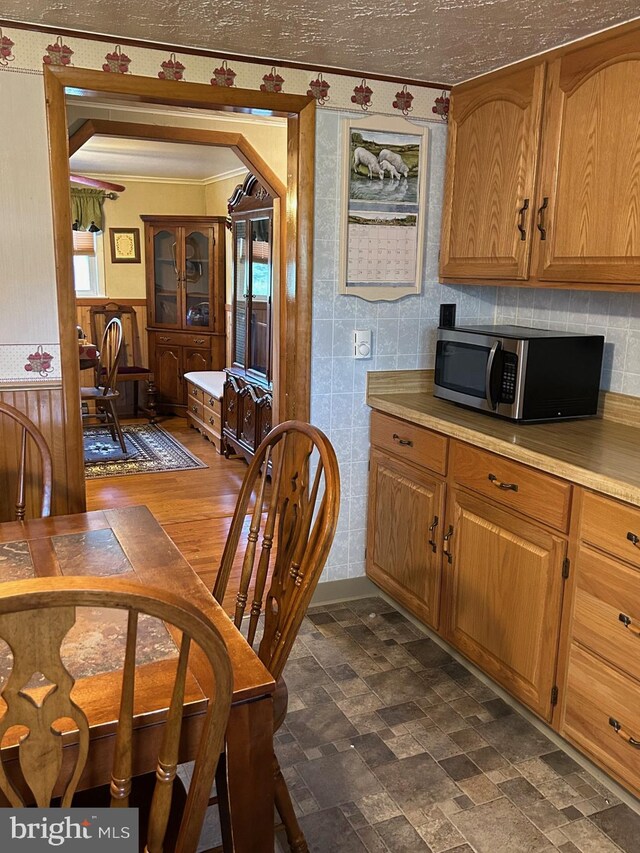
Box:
[146,378,158,424]
[274,754,308,853]
[214,754,234,853]
[106,400,127,453]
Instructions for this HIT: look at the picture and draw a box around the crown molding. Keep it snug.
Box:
[79,166,249,186]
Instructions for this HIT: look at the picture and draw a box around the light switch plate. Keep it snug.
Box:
[354,329,372,359]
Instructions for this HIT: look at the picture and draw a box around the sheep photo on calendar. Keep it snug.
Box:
[349,129,420,204]
[339,115,429,302]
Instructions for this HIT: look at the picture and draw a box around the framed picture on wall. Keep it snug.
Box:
[339,114,429,301]
[109,228,141,264]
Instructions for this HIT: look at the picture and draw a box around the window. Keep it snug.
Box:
[72,230,102,295]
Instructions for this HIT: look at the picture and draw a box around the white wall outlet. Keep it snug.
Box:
[354,329,372,359]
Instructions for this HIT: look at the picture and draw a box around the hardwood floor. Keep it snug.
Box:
[86,416,250,606]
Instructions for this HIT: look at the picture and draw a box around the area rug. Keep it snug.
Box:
[84,423,208,479]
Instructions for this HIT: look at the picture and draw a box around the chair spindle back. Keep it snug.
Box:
[0,577,232,853]
[96,317,123,395]
[0,401,53,520]
[213,421,340,682]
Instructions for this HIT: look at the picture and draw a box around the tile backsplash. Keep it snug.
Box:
[312,108,640,582]
[495,288,640,396]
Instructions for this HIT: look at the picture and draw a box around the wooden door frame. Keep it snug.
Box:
[43,65,315,513]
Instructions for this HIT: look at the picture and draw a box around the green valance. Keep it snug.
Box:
[70,187,105,232]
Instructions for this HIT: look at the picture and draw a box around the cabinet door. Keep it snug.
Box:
[184,225,215,331]
[443,488,566,719]
[149,225,182,328]
[239,388,258,450]
[440,64,545,280]
[155,345,182,405]
[223,378,240,437]
[367,449,444,629]
[536,30,640,283]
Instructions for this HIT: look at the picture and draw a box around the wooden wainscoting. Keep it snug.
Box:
[0,384,72,521]
[76,298,149,417]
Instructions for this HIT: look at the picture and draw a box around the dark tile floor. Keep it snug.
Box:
[271,596,640,853]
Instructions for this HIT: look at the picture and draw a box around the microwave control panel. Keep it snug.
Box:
[500,352,518,403]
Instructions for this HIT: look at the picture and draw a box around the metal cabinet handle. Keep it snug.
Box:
[191,404,198,413]
[208,416,215,425]
[208,396,215,406]
[159,336,170,342]
[609,717,640,749]
[627,532,640,548]
[537,197,549,240]
[192,387,199,396]
[392,433,413,448]
[193,338,206,345]
[428,516,439,554]
[443,524,454,564]
[488,473,519,492]
[619,613,640,637]
[517,198,529,241]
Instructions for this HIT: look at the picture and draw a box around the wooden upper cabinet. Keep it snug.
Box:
[440,64,545,280]
[535,30,640,284]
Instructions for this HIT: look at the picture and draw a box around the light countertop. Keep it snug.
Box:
[367,374,640,507]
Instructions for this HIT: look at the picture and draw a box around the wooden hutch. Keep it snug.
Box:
[143,215,226,414]
[223,175,273,462]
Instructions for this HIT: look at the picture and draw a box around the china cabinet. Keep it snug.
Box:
[143,216,225,414]
[223,175,274,462]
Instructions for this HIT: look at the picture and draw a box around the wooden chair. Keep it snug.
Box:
[90,302,157,421]
[81,317,127,453]
[0,400,53,520]
[211,421,340,853]
[0,576,232,853]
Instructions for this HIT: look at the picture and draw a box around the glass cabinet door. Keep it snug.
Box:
[152,227,181,328]
[248,216,272,379]
[233,221,248,368]
[184,227,213,330]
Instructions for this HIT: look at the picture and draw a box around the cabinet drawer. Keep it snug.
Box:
[203,403,221,435]
[205,392,222,411]
[581,491,640,569]
[187,400,203,421]
[572,544,640,683]
[451,442,572,531]
[187,383,204,405]
[152,331,210,349]
[370,411,447,475]
[563,643,640,797]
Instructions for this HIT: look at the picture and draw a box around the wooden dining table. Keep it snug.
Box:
[0,505,275,852]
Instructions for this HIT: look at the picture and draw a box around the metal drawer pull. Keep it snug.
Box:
[537,196,549,240]
[428,516,439,553]
[208,397,215,406]
[192,387,199,396]
[191,404,198,413]
[392,433,413,448]
[443,524,454,564]
[488,473,519,492]
[193,338,206,345]
[517,198,529,241]
[208,416,215,425]
[627,531,640,547]
[159,336,170,342]
[619,613,640,637]
[609,717,640,749]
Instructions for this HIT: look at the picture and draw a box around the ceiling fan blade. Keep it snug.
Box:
[70,173,126,192]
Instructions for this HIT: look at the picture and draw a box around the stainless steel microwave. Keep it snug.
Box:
[434,325,605,422]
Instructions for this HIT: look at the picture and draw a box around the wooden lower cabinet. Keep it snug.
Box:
[367,449,444,629]
[154,345,183,408]
[222,371,273,464]
[442,488,567,720]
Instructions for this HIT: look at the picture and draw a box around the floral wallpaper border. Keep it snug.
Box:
[0,25,450,122]
[0,343,62,385]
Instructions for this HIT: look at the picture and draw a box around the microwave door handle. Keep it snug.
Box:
[485,342,501,410]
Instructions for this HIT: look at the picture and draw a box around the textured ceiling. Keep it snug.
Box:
[70,136,246,182]
[4,2,639,83]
